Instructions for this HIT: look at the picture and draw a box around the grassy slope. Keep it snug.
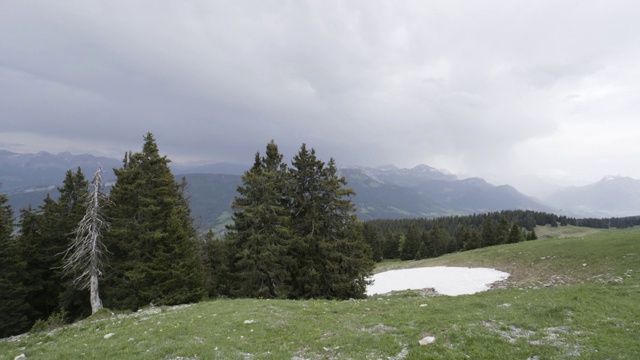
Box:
[1,226,639,359]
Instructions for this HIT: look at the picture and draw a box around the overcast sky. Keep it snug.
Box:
[1,1,639,194]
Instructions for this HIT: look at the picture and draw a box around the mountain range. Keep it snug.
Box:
[2,150,639,233]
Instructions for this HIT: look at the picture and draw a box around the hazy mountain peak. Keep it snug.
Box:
[547,174,640,217]
[599,175,632,183]
[411,164,438,172]
[375,164,399,171]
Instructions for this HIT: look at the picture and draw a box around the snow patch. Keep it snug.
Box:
[367,266,510,296]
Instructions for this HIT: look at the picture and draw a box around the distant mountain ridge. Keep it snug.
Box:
[338,166,551,221]
[0,150,121,191]
[354,164,457,186]
[0,150,246,192]
[545,175,640,217]
[3,150,639,233]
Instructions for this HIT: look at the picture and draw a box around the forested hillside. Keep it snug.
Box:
[0,136,373,337]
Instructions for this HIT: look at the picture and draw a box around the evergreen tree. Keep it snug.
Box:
[0,190,31,337]
[469,230,483,250]
[419,230,432,258]
[197,230,230,298]
[15,206,46,324]
[496,215,510,245]
[400,226,421,260]
[17,192,76,323]
[287,145,373,299]
[429,221,449,257]
[104,133,204,310]
[225,141,293,298]
[382,231,400,259]
[415,241,428,260]
[455,225,472,251]
[362,222,383,262]
[507,222,524,244]
[55,169,92,319]
[481,216,496,247]
[15,168,91,323]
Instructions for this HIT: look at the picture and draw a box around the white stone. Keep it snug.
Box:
[419,336,436,345]
[14,354,27,360]
[243,319,257,324]
[104,333,115,339]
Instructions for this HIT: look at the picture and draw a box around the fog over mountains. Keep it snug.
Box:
[2,150,639,233]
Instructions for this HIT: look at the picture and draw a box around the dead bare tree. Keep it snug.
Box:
[61,166,110,314]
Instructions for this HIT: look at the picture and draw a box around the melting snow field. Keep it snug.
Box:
[366,266,510,296]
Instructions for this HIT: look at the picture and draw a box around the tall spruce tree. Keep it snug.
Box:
[15,205,46,324]
[400,226,421,260]
[197,230,230,298]
[56,169,91,319]
[104,133,204,310]
[429,221,450,257]
[287,145,373,299]
[508,222,524,243]
[382,231,401,259]
[481,215,496,247]
[13,168,92,324]
[496,215,510,245]
[225,141,293,298]
[0,190,31,337]
[362,223,383,262]
[18,169,88,323]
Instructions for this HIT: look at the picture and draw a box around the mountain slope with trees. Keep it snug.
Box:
[3,135,640,338]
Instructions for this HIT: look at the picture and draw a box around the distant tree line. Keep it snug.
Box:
[3,134,640,338]
[564,216,640,229]
[360,211,540,262]
[359,210,640,262]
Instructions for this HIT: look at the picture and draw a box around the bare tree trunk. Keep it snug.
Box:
[89,222,102,313]
[61,166,110,315]
[90,270,102,313]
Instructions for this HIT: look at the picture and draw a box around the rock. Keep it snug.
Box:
[14,354,27,360]
[419,304,428,307]
[419,336,436,345]
[104,333,115,339]
[243,319,257,324]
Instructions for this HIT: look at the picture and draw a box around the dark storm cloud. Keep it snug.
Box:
[1,0,640,191]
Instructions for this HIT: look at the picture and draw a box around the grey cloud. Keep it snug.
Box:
[1,0,640,190]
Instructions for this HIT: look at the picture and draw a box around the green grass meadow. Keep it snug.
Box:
[2,225,639,359]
